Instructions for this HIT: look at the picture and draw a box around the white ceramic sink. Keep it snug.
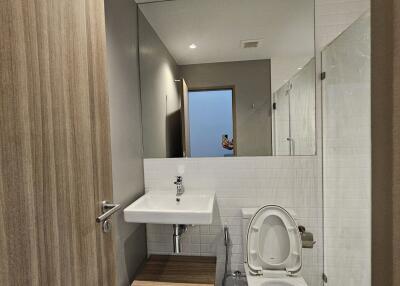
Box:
[124,191,215,225]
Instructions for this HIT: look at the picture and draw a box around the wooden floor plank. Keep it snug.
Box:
[133,255,217,286]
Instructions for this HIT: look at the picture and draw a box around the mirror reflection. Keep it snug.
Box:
[138,0,315,158]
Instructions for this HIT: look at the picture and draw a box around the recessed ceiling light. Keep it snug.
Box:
[297,67,303,70]
[189,44,197,49]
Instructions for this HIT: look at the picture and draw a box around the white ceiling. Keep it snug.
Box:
[137,0,315,67]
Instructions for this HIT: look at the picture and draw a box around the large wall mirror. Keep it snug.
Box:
[137,0,316,158]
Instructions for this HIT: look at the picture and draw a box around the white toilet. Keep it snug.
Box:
[241,206,308,286]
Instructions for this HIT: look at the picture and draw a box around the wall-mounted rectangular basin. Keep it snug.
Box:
[124,191,215,225]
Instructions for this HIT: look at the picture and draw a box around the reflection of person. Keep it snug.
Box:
[221,134,234,150]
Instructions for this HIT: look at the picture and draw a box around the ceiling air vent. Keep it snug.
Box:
[241,39,262,49]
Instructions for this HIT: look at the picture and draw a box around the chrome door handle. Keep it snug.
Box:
[96,201,121,223]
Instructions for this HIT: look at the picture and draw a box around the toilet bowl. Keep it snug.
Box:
[241,206,307,286]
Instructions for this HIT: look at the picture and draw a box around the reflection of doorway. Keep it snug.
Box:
[188,88,236,157]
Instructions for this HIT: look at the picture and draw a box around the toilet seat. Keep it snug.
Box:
[244,264,307,286]
[247,205,302,276]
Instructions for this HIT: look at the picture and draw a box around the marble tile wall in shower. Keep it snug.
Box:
[322,12,371,286]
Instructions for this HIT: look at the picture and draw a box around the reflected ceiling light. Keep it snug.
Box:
[189,44,197,49]
[297,67,303,70]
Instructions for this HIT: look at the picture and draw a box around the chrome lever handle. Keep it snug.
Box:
[96,201,121,223]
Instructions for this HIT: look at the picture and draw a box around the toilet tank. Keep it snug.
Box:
[241,207,298,263]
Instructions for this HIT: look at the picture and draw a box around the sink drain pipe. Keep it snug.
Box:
[173,224,187,254]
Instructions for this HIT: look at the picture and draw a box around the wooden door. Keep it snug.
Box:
[0,0,115,285]
[180,79,191,157]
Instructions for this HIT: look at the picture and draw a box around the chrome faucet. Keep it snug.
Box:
[174,176,184,196]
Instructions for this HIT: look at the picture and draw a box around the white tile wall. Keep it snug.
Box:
[144,157,323,286]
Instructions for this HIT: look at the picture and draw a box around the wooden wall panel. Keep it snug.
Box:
[371,0,400,285]
[393,0,400,283]
[0,0,115,285]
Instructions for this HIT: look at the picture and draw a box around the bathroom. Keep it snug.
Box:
[0,0,397,286]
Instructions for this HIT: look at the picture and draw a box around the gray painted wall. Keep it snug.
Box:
[105,1,147,285]
[180,61,272,156]
[139,11,182,158]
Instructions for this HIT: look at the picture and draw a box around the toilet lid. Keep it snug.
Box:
[247,205,302,275]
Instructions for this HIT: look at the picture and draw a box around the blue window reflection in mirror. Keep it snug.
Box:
[188,89,235,157]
